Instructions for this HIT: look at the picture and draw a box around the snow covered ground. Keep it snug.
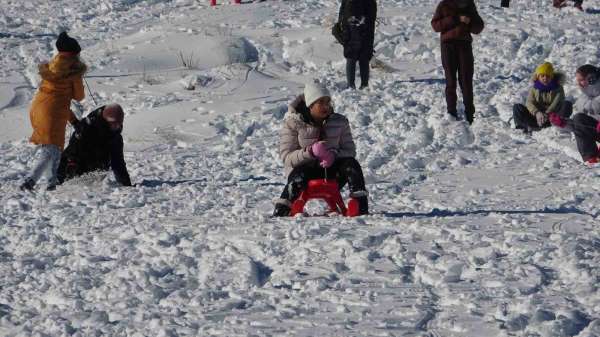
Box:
[1,0,600,336]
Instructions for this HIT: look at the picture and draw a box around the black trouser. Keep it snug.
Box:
[501,0,510,7]
[441,41,475,122]
[279,157,367,203]
[513,101,573,130]
[346,57,370,88]
[571,113,600,161]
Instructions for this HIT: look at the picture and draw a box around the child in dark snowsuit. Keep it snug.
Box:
[550,65,600,164]
[338,0,377,89]
[273,83,368,216]
[513,62,571,133]
[431,0,484,124]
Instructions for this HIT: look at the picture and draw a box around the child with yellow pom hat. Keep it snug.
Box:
[512,61,572,133]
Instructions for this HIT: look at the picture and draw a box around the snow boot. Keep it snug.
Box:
[19,178,35,192]
[273,202,291,217]
[448,110,460,121]
[347,196,368,216]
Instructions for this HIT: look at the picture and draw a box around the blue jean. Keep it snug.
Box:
[27,144,61,187]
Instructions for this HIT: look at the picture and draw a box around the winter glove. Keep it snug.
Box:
[549,112,567,128]
[71,119,84,138]
[535,112,548,127]
[310,141,335,168]
[596,121,600,135]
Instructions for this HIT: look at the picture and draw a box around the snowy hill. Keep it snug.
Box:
[1,0,600,336]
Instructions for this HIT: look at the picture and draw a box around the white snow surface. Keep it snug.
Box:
[1,0,600,336]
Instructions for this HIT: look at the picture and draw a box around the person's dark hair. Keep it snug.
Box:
[576,64,599,85]
[576,64,599,77]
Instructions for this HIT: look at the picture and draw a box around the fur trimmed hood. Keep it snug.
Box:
[39,54,87,81]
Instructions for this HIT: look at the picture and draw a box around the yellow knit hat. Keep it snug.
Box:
[535,62,554,77]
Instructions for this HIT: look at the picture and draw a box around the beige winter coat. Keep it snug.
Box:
[279,95,356,176]
[525,72,566,116]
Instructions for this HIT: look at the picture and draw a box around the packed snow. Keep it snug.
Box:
[1,0,600,336]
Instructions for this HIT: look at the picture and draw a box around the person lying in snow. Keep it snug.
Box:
[21,32,87,192]
[549,65,600,164]
[56,104,132,186]
[512,62,572,134]
[553,0,584,11]
[273,82,368,216]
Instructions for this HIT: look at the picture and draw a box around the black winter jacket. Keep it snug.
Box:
[57,106,132,186]
[338,0,377,60]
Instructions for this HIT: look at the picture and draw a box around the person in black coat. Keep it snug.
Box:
[57,104,132,186]
[338,0,377,89]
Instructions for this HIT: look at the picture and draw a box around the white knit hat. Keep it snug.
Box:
[304,82,331,107]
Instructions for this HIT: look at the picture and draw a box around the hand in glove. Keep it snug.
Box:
[71,119,85,138]
[535,112,548,127]
[549,112,567,128]
[310,141,335,168]
[596,121,600,135]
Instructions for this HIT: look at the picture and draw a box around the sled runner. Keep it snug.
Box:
[289,179,362,217]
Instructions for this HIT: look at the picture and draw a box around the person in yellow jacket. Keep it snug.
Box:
[21,32,87,191]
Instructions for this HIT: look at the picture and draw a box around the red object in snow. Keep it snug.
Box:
[290,179,361,217]
[233,0,241,3]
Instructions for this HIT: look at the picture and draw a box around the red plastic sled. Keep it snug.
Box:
[289,179,361,217]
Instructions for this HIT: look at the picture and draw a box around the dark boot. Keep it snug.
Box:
[273,203,291,217]
[466,114,474,125]
[356,196,369,215]
[465,105,475,125]
[20,178,35,192]
[448,110,460,121]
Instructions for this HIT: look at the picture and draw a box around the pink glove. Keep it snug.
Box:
[596,122,600,134]
[310,141,335,168]
[549,112,567,128]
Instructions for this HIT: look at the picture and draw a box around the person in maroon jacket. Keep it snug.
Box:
[431,0,484,124]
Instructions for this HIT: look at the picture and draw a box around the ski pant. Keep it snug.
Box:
[513,101,573,130]
[278,157,368,204]
[346,57,370,88]
[571,113,600,161]
[501,0,510,7]
[26,144,61,187]
[441,41,475,122]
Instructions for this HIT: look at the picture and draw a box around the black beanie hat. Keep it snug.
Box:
[56,32,81,54]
